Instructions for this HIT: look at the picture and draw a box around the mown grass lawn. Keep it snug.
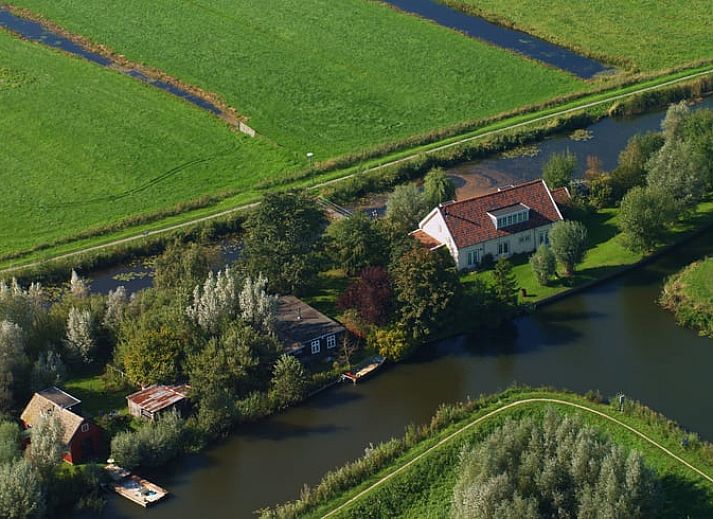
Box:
[284,388,713,518]
[63,373,132,418]
[464,198,713,305]
[0,30,297,257]
[441,0,713,71]
[8,0,583,159]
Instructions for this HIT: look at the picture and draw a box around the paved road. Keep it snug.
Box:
[321,397,713,518]
[3,67,713,275]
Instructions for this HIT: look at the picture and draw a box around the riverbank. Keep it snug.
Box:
[660,257,713,338]
[264,387,713,518]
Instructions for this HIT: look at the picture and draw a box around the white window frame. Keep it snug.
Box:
[310,340,321,354]
[326,335,336,349]
[498,240,510,255]
[80,423,90,433]
[538,230,549,245]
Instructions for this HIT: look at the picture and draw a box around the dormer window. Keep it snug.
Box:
[488,203,530,229]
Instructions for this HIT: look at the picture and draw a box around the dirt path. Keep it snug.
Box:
[321,397,713,518]
[2,66,712,275]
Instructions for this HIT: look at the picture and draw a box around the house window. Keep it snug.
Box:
[326,335,336,349]
[80,423,90,433]
[538,230,549,245]
[311,340,321,354]
[467,249,482,266]
[498,241,510,255]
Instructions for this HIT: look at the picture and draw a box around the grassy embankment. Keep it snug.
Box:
[266,388,713,518]
[439,0,713,71]
[660,257,713,338]
[1,0,584,259]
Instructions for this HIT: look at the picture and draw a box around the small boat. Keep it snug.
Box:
[105,463,168,507]
[341,355,386,384]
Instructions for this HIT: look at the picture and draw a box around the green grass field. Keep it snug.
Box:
[660,257,713,338]
[7,0,583,158]
[0,30,298,256]
[440,0,713,71]
[269,389,713,518]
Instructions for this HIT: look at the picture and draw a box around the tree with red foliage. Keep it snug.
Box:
[337,267,393,326]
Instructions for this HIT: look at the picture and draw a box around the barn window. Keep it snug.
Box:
[80,423,90,433]
[327,335,336,349]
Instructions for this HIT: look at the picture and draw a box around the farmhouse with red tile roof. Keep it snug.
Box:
[410,180,566,269]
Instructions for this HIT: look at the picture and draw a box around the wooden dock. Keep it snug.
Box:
[341,355,385,384]
[105,464,168,507]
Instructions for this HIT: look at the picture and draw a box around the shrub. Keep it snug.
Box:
[549,220,588,276]
[618,186,675,252]
[337,267,393,325]
[529,245,556,286]
[542,149,576,189]
[110,410,187,470]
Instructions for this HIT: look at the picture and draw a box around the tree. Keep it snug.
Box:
[69,270,89,299]
[26,412,64,478]
[368,326,412,362]
[64,307,95,365]
[0,320,27,411]
[30,351,66,392]
[186,267,240,335]
[549,220,588,276]
[0,419,21,465]
[618,186,675,252]
[529,245,556,286]
[610,132,664,200]
[385,183,427,234]
[242,191,326,294]
[110,411,186,470]
[646,139,706,212]
[542,149,576,189]
[680,108,713,189]
[153,240,217,290]
[269,355,306,409]
[451,409,660,519]
[0,459,45,519]
[238,274,278,333]
[337,266,394,325]
[660,100,690,142]
[492,258,518,305]
[326,212,386,275]
[103,286,127,331]
[391,248,460,340]
[423,167,456,209]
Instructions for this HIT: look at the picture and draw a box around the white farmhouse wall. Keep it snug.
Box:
[419,209,459,260]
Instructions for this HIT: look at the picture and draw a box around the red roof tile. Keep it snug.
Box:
[550,186,572,208]
[438,179,562,249]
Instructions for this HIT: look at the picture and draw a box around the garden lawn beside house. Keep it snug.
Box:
[265,388,713,518]
[63,374,132,419]
[439,0,713,71]
[462,197,713,307]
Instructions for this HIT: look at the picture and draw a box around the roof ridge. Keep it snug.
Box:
[444,179,545,208]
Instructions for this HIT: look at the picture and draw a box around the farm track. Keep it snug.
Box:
[320,397,713,519]
[1,66,713,275]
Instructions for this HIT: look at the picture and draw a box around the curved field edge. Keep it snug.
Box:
[660,258,713,338]
[272,389,713,519]
[434,0,713,72]
[1,66,712,274]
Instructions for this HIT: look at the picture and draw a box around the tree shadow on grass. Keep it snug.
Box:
[659,473,713,518]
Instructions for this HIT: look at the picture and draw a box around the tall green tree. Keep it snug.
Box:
[549,220,588,276]
[542,149,576,189]
[610,132,665,201]
[423,167,456,209]
[0,419,21,465]
[385,183,428,234]
[618,186,675,252]
[493,258,518,306]
[646,139,705,212]
[680,108,713,189]
[242,191,326,294]
[326,212,386,275]
[529,244,556,286]
[153,241,217,291]
[392,248,460,340]
[269,355,307,409]
[0,459,45,519]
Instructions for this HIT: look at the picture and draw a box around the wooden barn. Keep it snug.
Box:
[20,386,103,465]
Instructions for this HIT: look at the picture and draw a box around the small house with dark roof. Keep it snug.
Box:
[127,384,190,421]
[275,296,346,359]
[20,387,103,464]
[411,179,566,270]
